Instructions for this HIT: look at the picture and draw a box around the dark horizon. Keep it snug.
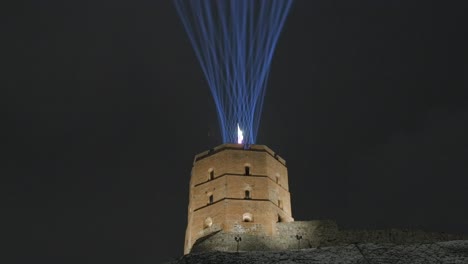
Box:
[4,1,468,263]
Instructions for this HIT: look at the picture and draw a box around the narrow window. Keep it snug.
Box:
[244,190,251,199]
[208,195,213,204]
[276,176,279,184]
[278,215,282,222]
[278,199,282,209]
[245,166,250,176]
[209,170,214,180]
[204,217,213,228]
[243,213,253,222]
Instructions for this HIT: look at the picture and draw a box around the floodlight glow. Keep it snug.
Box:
[237,124,244,144]
[174,0,293,144]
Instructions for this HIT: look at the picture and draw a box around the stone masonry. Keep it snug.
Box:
[184,144,294,254]
[184,144,466,254]
[191,220,466,252]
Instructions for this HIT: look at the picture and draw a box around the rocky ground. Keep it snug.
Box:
[168,240,468,264]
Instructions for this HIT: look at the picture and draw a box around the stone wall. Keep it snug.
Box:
[338,228,466,245]
[191,220,338,252]
[172,241,468,264]
[191,220,467,253]
[191,231,275,253]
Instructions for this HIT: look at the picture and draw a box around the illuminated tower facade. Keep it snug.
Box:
[184,144,294,254]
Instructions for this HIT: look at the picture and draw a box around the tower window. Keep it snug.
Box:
[204,217,213,228]
[278,215,282,222]
[209,170,214,180]
[243,213,253,222]
[275,173,281,185]
[278,199,282,209]
[244,190,251,199]
[208,195,213,204]
[245,166,250,176]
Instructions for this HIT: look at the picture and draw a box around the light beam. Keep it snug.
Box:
[174,0,293,144]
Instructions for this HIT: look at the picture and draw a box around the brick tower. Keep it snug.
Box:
[184,144,294,254]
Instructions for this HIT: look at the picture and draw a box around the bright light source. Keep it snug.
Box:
[174,0,293,144]
[237,124,244,144]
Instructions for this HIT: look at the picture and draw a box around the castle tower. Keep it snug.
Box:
[184,144,294,254]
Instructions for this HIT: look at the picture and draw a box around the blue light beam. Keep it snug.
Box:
[174,0,293,144]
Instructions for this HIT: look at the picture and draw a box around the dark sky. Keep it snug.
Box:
[3,1,468,263]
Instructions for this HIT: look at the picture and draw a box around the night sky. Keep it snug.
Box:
[4,1,468,263]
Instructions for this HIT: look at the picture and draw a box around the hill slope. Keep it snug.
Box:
[169,240,468,264]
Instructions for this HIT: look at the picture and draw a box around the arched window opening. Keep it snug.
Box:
[204,217,213,228]
[209,169,214,180]
[208,195,213,204]
[243,213,253,222]
[278,215,282,222]
[278,199,282,209]
[276,176,279,184]
[244,190,251,199]
[244,166,250,176]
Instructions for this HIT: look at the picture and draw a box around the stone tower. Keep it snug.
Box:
[184,144,294,254]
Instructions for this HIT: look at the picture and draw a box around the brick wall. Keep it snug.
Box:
[185,144,293,254]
